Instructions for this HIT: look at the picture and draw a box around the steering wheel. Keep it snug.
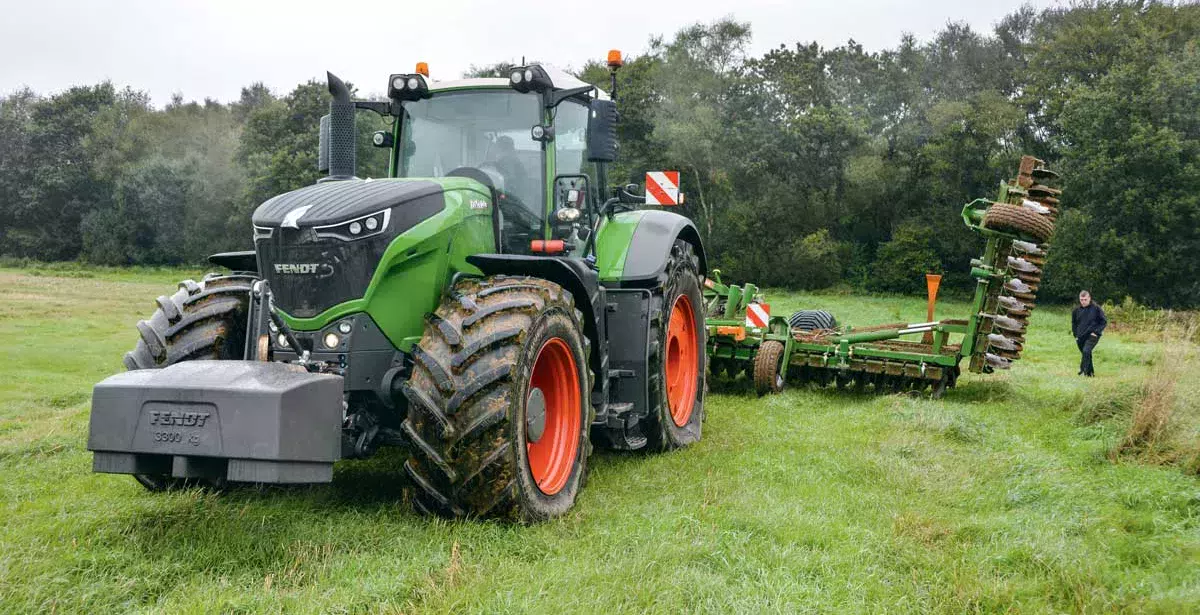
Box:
[462,163,541,230]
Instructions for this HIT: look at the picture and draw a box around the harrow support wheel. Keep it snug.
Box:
[402,276,592,523]
[788,309,838,331]
[983,203,1056,243]
[753,340,786,396]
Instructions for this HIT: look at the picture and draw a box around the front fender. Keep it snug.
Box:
[208,251,258,273]
[466,254,605,381]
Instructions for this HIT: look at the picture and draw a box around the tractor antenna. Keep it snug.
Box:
[606,50,623,101]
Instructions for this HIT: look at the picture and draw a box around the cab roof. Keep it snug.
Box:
[426,68,611,101]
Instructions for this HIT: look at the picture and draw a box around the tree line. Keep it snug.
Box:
[1,1,1197,308]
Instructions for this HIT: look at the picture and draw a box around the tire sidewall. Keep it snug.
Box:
[653,247,706,447]
[510,308,591,520]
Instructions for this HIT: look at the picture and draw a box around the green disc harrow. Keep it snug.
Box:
[704,155,1063,398]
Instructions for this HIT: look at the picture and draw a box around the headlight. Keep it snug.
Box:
[511,70,523,84]
[555,207,581,223]
[391,76,405,91]
[407,77,419,90]
[337,321,352,334]
[313,209,390,241]
[323,333,340,349]
[277,334,289,348]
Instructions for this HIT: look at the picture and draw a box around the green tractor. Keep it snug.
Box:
[87,55,708,522]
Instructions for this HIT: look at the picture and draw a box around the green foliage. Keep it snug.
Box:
[82,157,192,265]
[1100,295,1200,344]
[787,229,845,289]
[867,221,943,294]
[3,2,1200,308]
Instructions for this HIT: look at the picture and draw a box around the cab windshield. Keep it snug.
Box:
[398,90,543,218]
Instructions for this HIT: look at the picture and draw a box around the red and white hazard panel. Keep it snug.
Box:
[745,303,770,329]
[645,171,680,206]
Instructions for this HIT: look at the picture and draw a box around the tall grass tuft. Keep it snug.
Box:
[1110,326,1200,472]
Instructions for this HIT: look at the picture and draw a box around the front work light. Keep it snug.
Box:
[388,73,431,101]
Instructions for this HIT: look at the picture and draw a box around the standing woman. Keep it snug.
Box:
[1071,290,1107,377]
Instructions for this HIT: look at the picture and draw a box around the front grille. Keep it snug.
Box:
[254,189,447,320]
[258,227,391,318]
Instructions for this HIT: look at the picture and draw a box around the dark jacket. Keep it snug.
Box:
[1071,303,1107,339]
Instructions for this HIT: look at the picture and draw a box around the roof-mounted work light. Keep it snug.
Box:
[509,64,554,94]
[388,73,431,101]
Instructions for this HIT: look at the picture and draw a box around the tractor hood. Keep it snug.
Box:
[252,178,443,228]
[251,178,448,319]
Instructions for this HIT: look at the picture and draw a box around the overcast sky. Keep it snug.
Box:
[1,0,1061,107]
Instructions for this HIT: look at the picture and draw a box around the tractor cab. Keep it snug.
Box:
[364,66,615,256]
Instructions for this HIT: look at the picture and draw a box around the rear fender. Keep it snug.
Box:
[596,210,707,285]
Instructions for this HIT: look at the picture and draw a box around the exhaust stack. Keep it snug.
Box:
[323,72,357,180]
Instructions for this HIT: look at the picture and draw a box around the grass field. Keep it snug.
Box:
[1,266,1198,614]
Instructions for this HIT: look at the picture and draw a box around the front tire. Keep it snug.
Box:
[402,276,592,522]
[644,240,706,451]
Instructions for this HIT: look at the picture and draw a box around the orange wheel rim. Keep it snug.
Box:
[526,337,581,496]
[666,294,699,427]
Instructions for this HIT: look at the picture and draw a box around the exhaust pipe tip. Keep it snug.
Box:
[326,71,352,103]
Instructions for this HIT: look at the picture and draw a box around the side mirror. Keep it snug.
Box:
[615,182,644,204]
[586,99,618,162]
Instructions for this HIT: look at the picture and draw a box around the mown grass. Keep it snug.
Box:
[1,266,1198,614]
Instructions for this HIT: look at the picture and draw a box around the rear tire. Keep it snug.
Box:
[123,273,257,491]
[643,240,706,451]
[402,276,592,522]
